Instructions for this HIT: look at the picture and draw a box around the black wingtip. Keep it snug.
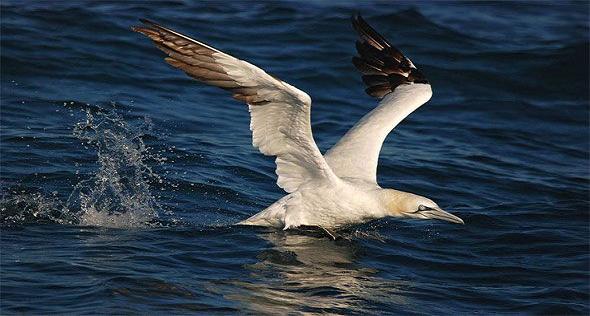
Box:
[351,13,363,33]
[351,14,429,99]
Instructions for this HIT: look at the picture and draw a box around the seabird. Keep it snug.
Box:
[133,14,464,237]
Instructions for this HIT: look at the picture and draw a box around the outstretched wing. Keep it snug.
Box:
[133,19,338,193]
[324,14,432,184]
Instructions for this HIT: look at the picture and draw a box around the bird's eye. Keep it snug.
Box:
[418,205,427,211]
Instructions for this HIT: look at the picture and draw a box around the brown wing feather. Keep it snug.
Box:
[132,19,265,103]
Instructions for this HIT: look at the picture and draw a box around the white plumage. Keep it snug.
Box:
[325,85,433,183]
[133,14,464,236]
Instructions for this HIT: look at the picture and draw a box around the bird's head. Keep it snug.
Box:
[383,190,464,224]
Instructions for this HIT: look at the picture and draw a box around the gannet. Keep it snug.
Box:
[133,14,464,237]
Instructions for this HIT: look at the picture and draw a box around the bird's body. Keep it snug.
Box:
[241,178,382,229]
[239,84,434,229]
[133,14,464,234]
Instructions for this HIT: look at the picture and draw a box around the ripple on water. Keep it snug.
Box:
[1,1,589,314]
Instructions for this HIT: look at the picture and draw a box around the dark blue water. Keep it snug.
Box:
[1,1,588,314]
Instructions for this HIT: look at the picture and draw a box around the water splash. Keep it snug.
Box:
[70,108,166,228]
[1,105,169,228]
[0,190,73,225]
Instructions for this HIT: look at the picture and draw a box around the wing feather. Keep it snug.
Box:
[324,14,432,183]
[350,14,429,98]
[133,19,337,192]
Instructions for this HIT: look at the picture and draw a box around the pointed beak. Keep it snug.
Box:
[422,207,464,224]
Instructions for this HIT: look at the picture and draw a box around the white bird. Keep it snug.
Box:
[133,14,464,238]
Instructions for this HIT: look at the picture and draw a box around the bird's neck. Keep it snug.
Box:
[379,189,415,217]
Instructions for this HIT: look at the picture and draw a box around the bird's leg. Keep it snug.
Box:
[318,226,339,240]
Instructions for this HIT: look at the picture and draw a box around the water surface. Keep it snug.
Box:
[1,1,589,314]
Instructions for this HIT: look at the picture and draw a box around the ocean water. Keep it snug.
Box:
[1,1,588,314]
